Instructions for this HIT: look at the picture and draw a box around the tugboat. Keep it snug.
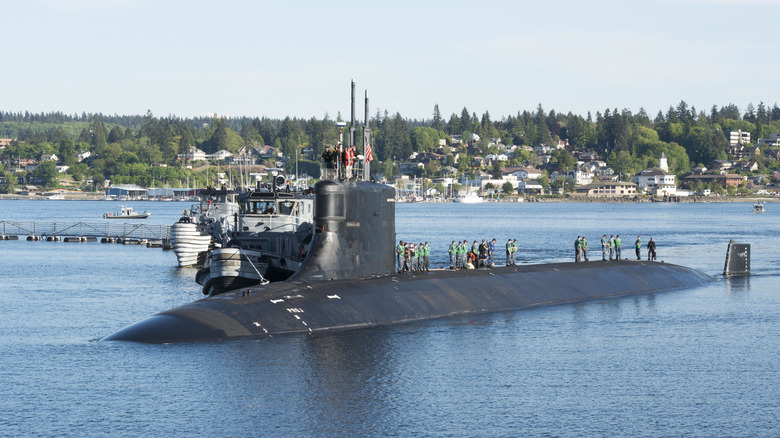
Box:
[103,206,150,219]
[195,178,314,295]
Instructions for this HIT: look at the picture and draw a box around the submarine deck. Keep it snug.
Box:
[104,260,715,343]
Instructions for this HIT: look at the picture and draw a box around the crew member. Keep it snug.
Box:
[397,240,405,273]
[342,146,354,179]
[635,236,642,260]
[647,237,656,261]
[575,236,582,262]
[615,235,622,260]
[506,239,513,266]
[609,235,615,260]
[478,240,487,268]
[601,235,608,260]
[511,239,518,265]
[449,240,457,269]
[580,236,588,262]
[423,242,430,272]
[321,146,338,179]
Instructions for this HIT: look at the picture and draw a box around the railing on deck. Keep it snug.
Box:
[0,220,171,240]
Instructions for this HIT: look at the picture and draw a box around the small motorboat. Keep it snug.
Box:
[103,206,150,219]
[753,202,765,214]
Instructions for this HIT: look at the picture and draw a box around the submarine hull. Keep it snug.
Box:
[104,260,714,343]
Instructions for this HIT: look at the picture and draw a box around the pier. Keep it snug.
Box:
[0,220,171,246]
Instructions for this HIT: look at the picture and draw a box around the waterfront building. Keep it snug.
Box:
[634,153,677,196]
[573,181,637,197]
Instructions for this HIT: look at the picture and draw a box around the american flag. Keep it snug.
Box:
[364,143,374,162]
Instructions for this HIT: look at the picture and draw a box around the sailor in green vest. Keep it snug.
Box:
[449,240,457,269]
[396,240,405,273]
[580,236,588,262]
[511,239,518,265]
[635,236,642,260]
[615,235,622,260]
[575,236,582,262]
[601,235,608,260]
[506,239,513,266]
[423,242,430,271]
[472,240,479,257]
[608,235,616,260]
[414,242,422,272]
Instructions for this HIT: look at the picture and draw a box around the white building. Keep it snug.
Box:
[633,153,677,196]
[179,147,207,161]
[209,149,234,161]
[729,130,751,146]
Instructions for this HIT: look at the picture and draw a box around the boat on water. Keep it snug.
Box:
[453,191,484,203]
[104,81,715,344]
[103,206,150,219]
[170,187,242,267]
[195,182,314,295]
[47,194,65,200]
[753,202,765,214]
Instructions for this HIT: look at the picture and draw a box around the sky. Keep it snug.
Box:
[2,0,778,122]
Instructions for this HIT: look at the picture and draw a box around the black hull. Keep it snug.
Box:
[104,260,713,343]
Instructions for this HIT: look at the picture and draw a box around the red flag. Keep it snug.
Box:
[365,143,374,162]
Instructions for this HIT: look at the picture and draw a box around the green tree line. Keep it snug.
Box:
[2,101,780,192]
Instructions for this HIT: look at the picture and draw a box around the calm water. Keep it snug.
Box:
[1,199,778,437]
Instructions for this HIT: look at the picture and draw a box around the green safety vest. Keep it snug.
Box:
[636,239,641,248]
[397,244,404,254]
[424,246,430,257]
[449,244,457,254]
[506,241,512,251]
[616,238,622,246]
[580,239,587,249]
[601,237,607,247]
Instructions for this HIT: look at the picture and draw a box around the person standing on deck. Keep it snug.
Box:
[608,235,616,260]
[580,236,589,262]
[512,239,518,265]
[647,237,657,261]
[601,235,608,260]
[615,235,622,260]
[575,236,582,262]
[449,240,457,269]
[423,242,430,272]
[396,240,405,273]
[635,236,642,260]
[506,239,513,266]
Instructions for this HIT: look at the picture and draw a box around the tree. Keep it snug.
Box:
[502,180,514,195]
[1,171,16,194]
[33,161,58,188]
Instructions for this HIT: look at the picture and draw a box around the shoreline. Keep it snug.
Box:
[1,192,776,203]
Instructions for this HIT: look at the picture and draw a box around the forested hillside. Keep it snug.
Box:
[2,100,779,191]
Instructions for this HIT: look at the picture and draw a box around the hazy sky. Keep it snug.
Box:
[2,0,778,121]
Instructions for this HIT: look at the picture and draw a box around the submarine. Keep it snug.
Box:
[103,82,714,344]
[103,178,715,344]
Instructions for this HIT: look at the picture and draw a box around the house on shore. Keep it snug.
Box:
[573,181,637,197]
[634,153,677,196]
